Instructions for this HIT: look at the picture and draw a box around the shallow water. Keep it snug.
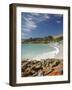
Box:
[21,44,56,60]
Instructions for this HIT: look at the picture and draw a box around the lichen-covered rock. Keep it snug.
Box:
[21,59,63,77]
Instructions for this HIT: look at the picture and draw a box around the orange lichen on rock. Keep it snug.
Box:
[48,64,63,75]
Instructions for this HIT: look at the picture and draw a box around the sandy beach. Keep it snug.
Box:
[31,42,63,60]
[55,44,63,59]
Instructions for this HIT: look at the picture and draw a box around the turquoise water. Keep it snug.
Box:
[21,44,55,60]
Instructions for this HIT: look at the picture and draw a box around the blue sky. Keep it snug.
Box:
[21,12,63,39]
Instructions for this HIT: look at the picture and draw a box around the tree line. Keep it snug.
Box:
[22,35,63,44]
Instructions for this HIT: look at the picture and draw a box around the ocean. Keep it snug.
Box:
[21,44,57,60]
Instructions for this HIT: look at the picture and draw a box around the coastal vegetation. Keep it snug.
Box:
[22,35,63,44]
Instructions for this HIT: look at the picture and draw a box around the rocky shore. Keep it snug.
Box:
[21,59,63,77]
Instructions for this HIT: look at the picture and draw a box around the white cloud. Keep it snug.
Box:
[31,13,40,16]
[22,17,37,32]
[54,14,63,17]
[44,14,50,19]
[21,32,31,39]
[32,14,50,23]
[56,20,61,24]
[22,13,51,38]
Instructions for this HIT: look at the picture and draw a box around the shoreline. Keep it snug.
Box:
[22,42,63,61]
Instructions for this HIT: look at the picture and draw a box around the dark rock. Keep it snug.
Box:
[22,68,32,76]
[43,67,54,75]
[32,72,38,76]
[52,60,60,67]
[21,59,63,77]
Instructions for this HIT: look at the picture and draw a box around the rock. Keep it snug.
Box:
[22,61,28,67]
[48,59,54,64]
[32,60,38,64]
[52,60,60,67]
[32,72,38,76]
[21,59,63,77]
[32,62,42,70]
[22,68,31,76]
[38,69,43,76]
[48,64,63,75]
[43,67,54,75]
[31,70,36,74]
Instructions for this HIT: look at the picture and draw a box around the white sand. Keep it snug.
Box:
[32,42,63,60]
[55,44,63,59]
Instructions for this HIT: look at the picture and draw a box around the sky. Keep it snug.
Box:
[21,12,63,39]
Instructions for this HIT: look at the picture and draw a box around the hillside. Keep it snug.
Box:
[22,35,63,44]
